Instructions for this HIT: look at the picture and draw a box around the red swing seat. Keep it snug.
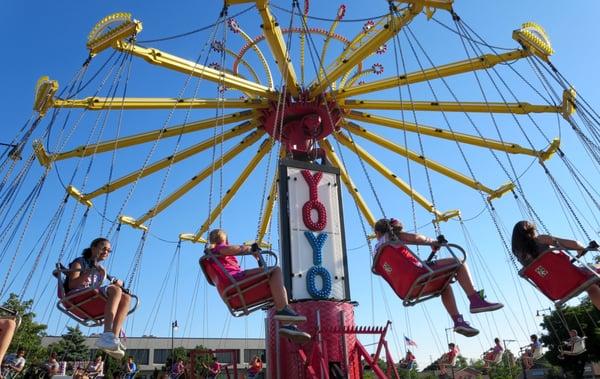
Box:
[200,250,278,317]
[519,250,600,307]
[53,263,139,327]
[372,241,466,306]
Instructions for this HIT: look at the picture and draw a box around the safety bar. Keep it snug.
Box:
[53,263,139,326]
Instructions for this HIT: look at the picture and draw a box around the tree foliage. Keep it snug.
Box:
[47,326,89,361]
[539,299,600,378]
[3,293,48,366]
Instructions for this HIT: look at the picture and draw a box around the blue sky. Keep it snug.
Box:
[2,0,600,368]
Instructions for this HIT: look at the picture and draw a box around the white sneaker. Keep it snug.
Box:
[95,332,118,351]
[105,345,125,359]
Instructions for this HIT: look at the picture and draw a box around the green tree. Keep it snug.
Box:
[3,293,48,366]
[103,352,126,379]
[539,299,599,378]
[47,326,89,361]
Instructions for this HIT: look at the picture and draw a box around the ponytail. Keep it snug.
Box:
[374,218,403,241]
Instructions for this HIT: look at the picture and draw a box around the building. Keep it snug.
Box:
[42,335,265,378]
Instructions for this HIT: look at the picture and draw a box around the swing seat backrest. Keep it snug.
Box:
[200,251,275,317]
[53,264,107,327]
[372,241,463,306]
[519,250,600,306]
[53,263,140,328]
[484,350,503,364]
[564,337,586,356]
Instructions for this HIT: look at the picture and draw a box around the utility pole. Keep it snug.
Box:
[171,320,179,361]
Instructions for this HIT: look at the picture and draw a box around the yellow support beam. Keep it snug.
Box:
[47,111,255,162]
[308,3,423,98]
[332,132,446,219]
[319,138,376,228]
[194,138,273,240]
[346,110,546,157]
[331,49,530,99]
[131,131,266,226]
[114,41,277,99]
[52,97,270,111]
[33,76,59,116]
[342,99,561,114]
[84,122,260,201]
[256,146,286,244]
[178,233,206,244]
[255,0,300,96]
[343,122,514,199]
[87,13,142,56]
[257,172,279,245]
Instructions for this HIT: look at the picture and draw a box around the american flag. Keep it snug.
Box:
[404,335,418,347]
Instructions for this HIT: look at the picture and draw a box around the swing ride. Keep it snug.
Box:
[3,0,600,377]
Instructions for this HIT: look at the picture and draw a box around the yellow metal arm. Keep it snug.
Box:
[257,172,279,245]
[346,110,546,157]
[255,0,300,96]
[33,76,59,116]
[129,130,266,226]
[83,121,259,201]
[194,138,273,240]
[114,41,277,99]
[342,99,561,115]
[308,3,423,98]
[332,131,447,219]
[52,97,270,111]
[319,139,376,227]
[331,49,530,99]
[46,111,254,162]
[256,146,286,244]
[343,122,514,198]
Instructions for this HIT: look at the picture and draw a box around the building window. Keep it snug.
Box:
[215,350,240,364]
[243,349,266,363]
[128,349,150,365]
[153,349,170,364]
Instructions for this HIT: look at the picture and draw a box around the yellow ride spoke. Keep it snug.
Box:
[36,111,255,165]
[342,99,562,115]
[308,3,423,98]
[319,138,376,227]
[123,130,266,229]
[253,0,300,96]
[82,121,260,201]
[331,49,530,99]
[343,122,515,201]
[114,41,277,99]
[194,138,273,239]
[333,131,459,221]
[256,171,279,246]
[345,110,559,158]
[52,97,270,111]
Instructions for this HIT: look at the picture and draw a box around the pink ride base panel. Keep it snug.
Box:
[267,301,360,379]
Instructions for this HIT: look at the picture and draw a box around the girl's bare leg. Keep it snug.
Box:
[104,285,122,332]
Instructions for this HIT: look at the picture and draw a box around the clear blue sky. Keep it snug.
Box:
[2,0,600,368]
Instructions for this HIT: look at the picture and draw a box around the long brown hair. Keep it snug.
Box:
[511,220,538,256]
[374,218,403,240]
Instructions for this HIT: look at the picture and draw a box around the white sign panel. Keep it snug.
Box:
[286,166,347,300]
